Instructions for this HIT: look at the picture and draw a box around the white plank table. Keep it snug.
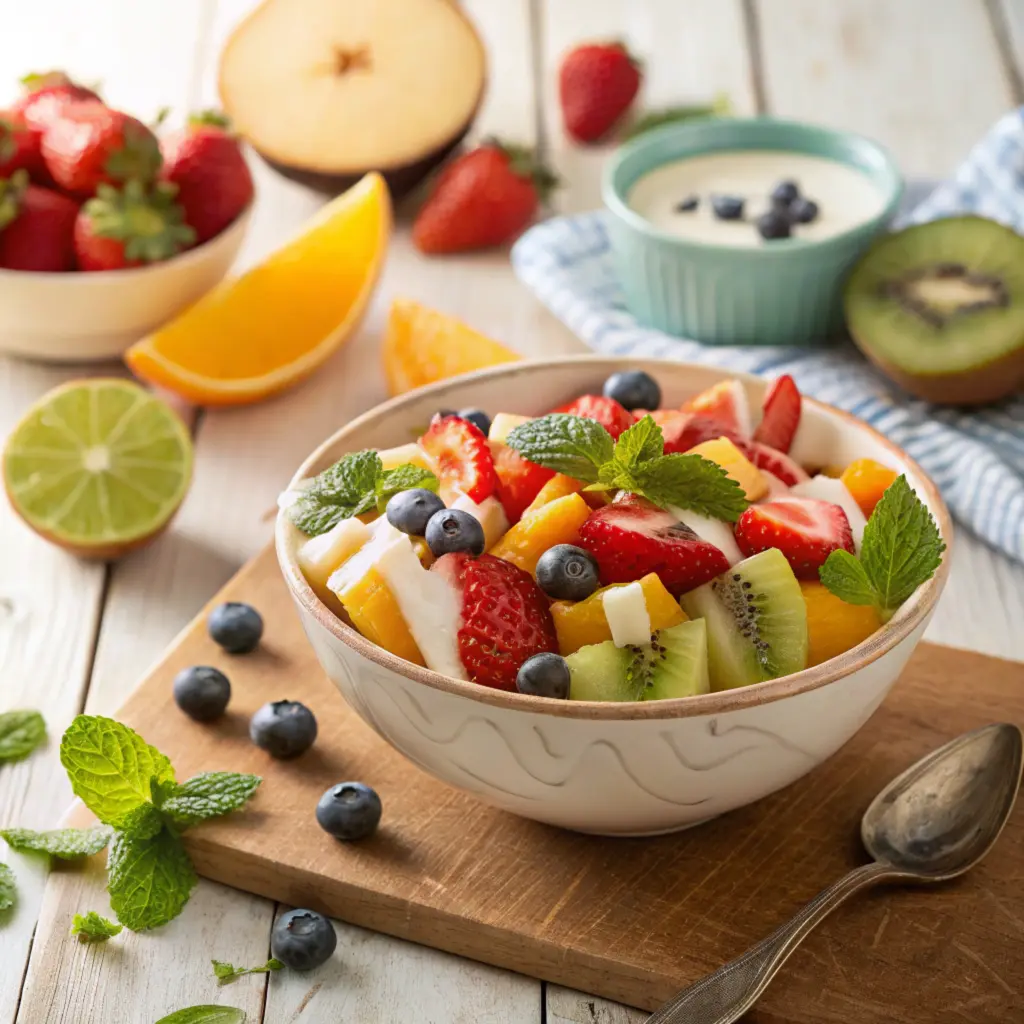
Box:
[2,2,1023,1021]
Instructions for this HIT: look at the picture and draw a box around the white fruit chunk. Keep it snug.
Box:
[451,494,509,549]
[488,413,532,444]
[298,516,372,595]
[760,472,791,500]
[379,442,434,472]
[667,505,744,567]
[602,581,653,648]
[789,475,867,551]
[327,516,405,595]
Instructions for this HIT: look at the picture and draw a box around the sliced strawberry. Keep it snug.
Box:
[753,374,801,453]
[748,441,810,487]
[577,495,730,597]
[553,394,634,439]
[454,553,558,690]
[646,409,750,455]
[681,380,752,438]
[493,444,554,523]
[734,497,854,579]
[419,415,499,505]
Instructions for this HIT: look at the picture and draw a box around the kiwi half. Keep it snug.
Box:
[844,216,1024,405]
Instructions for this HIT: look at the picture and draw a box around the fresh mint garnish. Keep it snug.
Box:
[155,1007,246,1024]
[289,450,439,535]
[506,414,748,521]
[107,826,197,932]
[0,863,15,911]
[1,825,113,859]
[158,772,262,830]
[70,911,122,943]
[820,475,945,621]
[0,710,46,763]
[212,957,283,984]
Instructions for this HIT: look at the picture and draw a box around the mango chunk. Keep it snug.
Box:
[488,492,590,575]
[333,568,425,666]
[687,437,768,501]
[523,474,584,516]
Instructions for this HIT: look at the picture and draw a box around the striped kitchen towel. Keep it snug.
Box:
[511,111,1024,564]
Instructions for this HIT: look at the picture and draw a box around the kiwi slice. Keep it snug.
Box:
[566,620,709,702]
[680,548,807,691]
[844,216,1024,405]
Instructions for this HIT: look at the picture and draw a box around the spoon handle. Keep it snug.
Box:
[647,861,895,1024]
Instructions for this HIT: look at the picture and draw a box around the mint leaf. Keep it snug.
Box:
[375,464,438,513]
[506,414,614,482]
[59,715,175,830]
[1,825,113,859]
[159,772,262,830]
[818,550,877,607]
[0,863,14,911]
[633,454,748,521]
[107,827,196,931]
[289,450,383,535]
[70,911,122,943]
[0,710,45,762]
[155,1008,245,1024]
[614,415,664,467]
[212,957,283,984]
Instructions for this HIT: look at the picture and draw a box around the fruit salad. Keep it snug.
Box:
[285,372,945,702]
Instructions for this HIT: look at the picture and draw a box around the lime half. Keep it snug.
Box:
[3,379,193,558]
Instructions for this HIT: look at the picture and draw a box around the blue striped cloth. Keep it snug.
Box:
[511,111,1024,564]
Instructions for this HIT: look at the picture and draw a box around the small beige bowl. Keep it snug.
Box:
[0,205,252,364]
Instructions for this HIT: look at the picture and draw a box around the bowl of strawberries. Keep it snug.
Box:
[0,72,254,363]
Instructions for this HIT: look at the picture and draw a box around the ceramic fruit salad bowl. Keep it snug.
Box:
[276,358,951,836]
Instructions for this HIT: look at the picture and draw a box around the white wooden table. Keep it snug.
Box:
[3,3,1024,1021]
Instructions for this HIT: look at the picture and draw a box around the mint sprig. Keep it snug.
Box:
[0,863,14,911]
[70,911,122,943]
[107,826,197,932]
[289,450,438,536]
[506,414,748,521]
[158,772,262,830]
[155,1008,246,1024]
[1,825,113,859]
[0,710,46,763]
[820,475,945,621]
[212,957,283,984]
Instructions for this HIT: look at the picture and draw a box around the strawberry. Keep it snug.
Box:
[734,497,854,579]
[11,72,101,132]
[438,552,557,691]
[644,409,749,455]
[419,415,499,505]
[553,394,634,440]
[753,374,801,453]
[577,495,730,597]
[559,42,641,144]
[413,141,557,254]
[681,380,753,437]
[159,111,254,245]
[41,102,162,198]
[0,171,77,271]
[0,113,43,179]
[748,441,810,487]
[494,445,554,523]
[73,181,195,271]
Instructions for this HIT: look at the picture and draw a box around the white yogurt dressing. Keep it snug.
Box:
[627,150,886,247]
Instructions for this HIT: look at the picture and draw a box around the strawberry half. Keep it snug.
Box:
[419,415,499,505]
[493,445,554,523]
[644,410,750,455]
[753,374,801,453]
[553,394,634,439]
[734,497,854,579]
[577,496,730,597]
[748,441,810,487]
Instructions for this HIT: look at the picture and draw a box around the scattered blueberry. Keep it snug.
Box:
[271,909,337,971]
[457,408,491,435]
[425,508,485,557]
[601,370,661,412]
[208,602,263,654]
[316,782,382,841]
[386,488,445,536]
[756,209,792,241]
[535,544,601,601]
[250,700,318,759]
[516,652,571,700]
[770,180,799,206]
[173,666,230,722]
[711,195,744,221]
[674,195,699,213]
[789,197,819,224]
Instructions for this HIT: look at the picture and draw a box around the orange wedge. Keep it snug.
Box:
[126,173,391,406]
[382,298,519,397]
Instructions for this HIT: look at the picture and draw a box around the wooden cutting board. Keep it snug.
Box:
[109,544,1024,1021]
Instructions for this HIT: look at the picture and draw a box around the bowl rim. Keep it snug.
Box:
[601,116,905,257]
[276,355,953,721]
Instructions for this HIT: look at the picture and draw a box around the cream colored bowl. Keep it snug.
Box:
[0,205,252,364]
[276,358,952,836]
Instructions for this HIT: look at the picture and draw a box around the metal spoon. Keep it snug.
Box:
[648,722,1023,1024]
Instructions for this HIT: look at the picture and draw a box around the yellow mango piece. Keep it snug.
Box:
[297,517,372,615]
[552,574,687,655]
[523,474,584,516]
[801,581,882,667]
[687,437,768,501]
[333,568,425,666]
[379,442,434,472]
[488,413,532,444]
[488,492,590,575]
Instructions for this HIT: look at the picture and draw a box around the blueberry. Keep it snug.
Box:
[173,666,230,722]
[601,370,661,412]
[208,602,263,654]
[271,909,337,971]
[516,653,571,700]
[425,508,485,557]
[457,408,491,435]
[386,488,445,536]
[789,197,819,224]
[711,195,744,220]
[756,209,792,241]
[674,195,699,213]
[770,180,800,206]
[535,544,600,600]
[316,782,382,841]
[250,700,317,759]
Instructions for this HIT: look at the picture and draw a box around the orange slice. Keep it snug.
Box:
[382,298,519,397]
[126,173,391,406]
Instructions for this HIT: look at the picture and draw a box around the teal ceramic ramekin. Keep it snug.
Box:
[602,117,903,346]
